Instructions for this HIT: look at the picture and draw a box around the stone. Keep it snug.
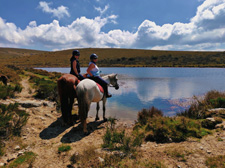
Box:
[0,163,5,166]
[207,150,212,154]
[17,151,24,156]
[14,145,20,150]
[206,117,215,122]
[98,157,104,163]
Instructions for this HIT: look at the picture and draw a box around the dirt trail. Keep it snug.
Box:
[16,77,33,98]
[1,77,225,168]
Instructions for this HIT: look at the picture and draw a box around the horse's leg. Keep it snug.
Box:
[103,98,107,122]
[61,95,69,124]
[95,102,100,121]
[67,96,74,125]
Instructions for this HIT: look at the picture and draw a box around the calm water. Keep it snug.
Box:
[38,67,225,121]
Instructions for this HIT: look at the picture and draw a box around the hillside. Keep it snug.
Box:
[0,47,225,68]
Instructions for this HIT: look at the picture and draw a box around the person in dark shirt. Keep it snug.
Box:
[70,50,85,80]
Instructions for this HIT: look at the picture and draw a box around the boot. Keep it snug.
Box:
[105,86,112,98]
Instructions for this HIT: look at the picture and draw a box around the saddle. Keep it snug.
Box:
[96,83,104,93]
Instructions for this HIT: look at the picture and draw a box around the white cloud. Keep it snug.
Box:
[39,1,70,19]
[134,0,225,50]
[94,5,109,16]
[0,0,225,51]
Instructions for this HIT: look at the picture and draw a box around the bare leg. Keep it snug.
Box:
[95,102,100,121]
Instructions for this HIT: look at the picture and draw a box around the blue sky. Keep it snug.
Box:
[0,0,225,51]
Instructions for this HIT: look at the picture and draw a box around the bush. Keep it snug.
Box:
[178,90,225,119]
[210,97,225,108]
[137,106,163,125]
[0,84,22,99]
[134,107,211,143]
[0,103,29,138]
[0,103,29,156]
[102,118,142,154]
[201,119,217,129]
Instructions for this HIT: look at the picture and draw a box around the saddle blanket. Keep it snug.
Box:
[96,83,104,93]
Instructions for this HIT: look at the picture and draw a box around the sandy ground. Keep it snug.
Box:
[1,77,225,168]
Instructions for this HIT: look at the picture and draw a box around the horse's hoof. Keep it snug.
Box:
[103,118,108,122]
[95,117,99,121]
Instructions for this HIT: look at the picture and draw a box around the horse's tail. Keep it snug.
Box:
[76,86,89,122]
[57,76,69,122]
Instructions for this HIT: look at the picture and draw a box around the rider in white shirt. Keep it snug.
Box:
[87,53,112,98]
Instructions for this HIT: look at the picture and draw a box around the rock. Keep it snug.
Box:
[206,117,215,122]
[0,162,5,166]
[14,145,20,150]
[42,101,54,107]
[17,151,24,156]
[207,150,212,154]
[98,157,104,163]
[17,100,42,108]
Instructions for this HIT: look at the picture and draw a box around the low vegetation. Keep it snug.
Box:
[205,155,225,168]
[0,103,29,156]
[8,152,36,168]
[102,117,142,153]
[0,47,225,67]
[25,68,61,101]
[58,145,71,153]
[134,107,211,143]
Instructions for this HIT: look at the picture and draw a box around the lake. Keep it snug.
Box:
[38,67,225,121]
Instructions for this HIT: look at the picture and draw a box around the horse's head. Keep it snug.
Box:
[108,74,119,90]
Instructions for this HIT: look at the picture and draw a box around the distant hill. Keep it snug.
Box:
[0,47,225,67]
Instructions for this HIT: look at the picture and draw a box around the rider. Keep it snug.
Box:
[87,53,112,98]
[70,50,85,80]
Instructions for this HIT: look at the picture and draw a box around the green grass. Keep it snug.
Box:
[58,145,71,153]
[8,152,36,168]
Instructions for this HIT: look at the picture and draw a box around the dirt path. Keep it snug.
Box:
[16,77,34,98]
[1,77,225,168]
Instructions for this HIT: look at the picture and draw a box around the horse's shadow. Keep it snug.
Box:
[39,115,79,140]
[60,120,105,143]
[39,115,105,142]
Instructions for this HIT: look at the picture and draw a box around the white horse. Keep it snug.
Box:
[76,74,119,133]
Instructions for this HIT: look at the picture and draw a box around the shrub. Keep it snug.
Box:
[134,107,211,143]
[210,97,225,108]
[58,145,71,153]
[102,118,142,154]
[30,77,57,101]
[178,90,225,119]
[0,103,29,156]
[137,107,163,125]
[0,84,22,99]
[201,119,217,129]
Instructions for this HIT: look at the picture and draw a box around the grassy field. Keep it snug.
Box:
[0,47,225,68]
